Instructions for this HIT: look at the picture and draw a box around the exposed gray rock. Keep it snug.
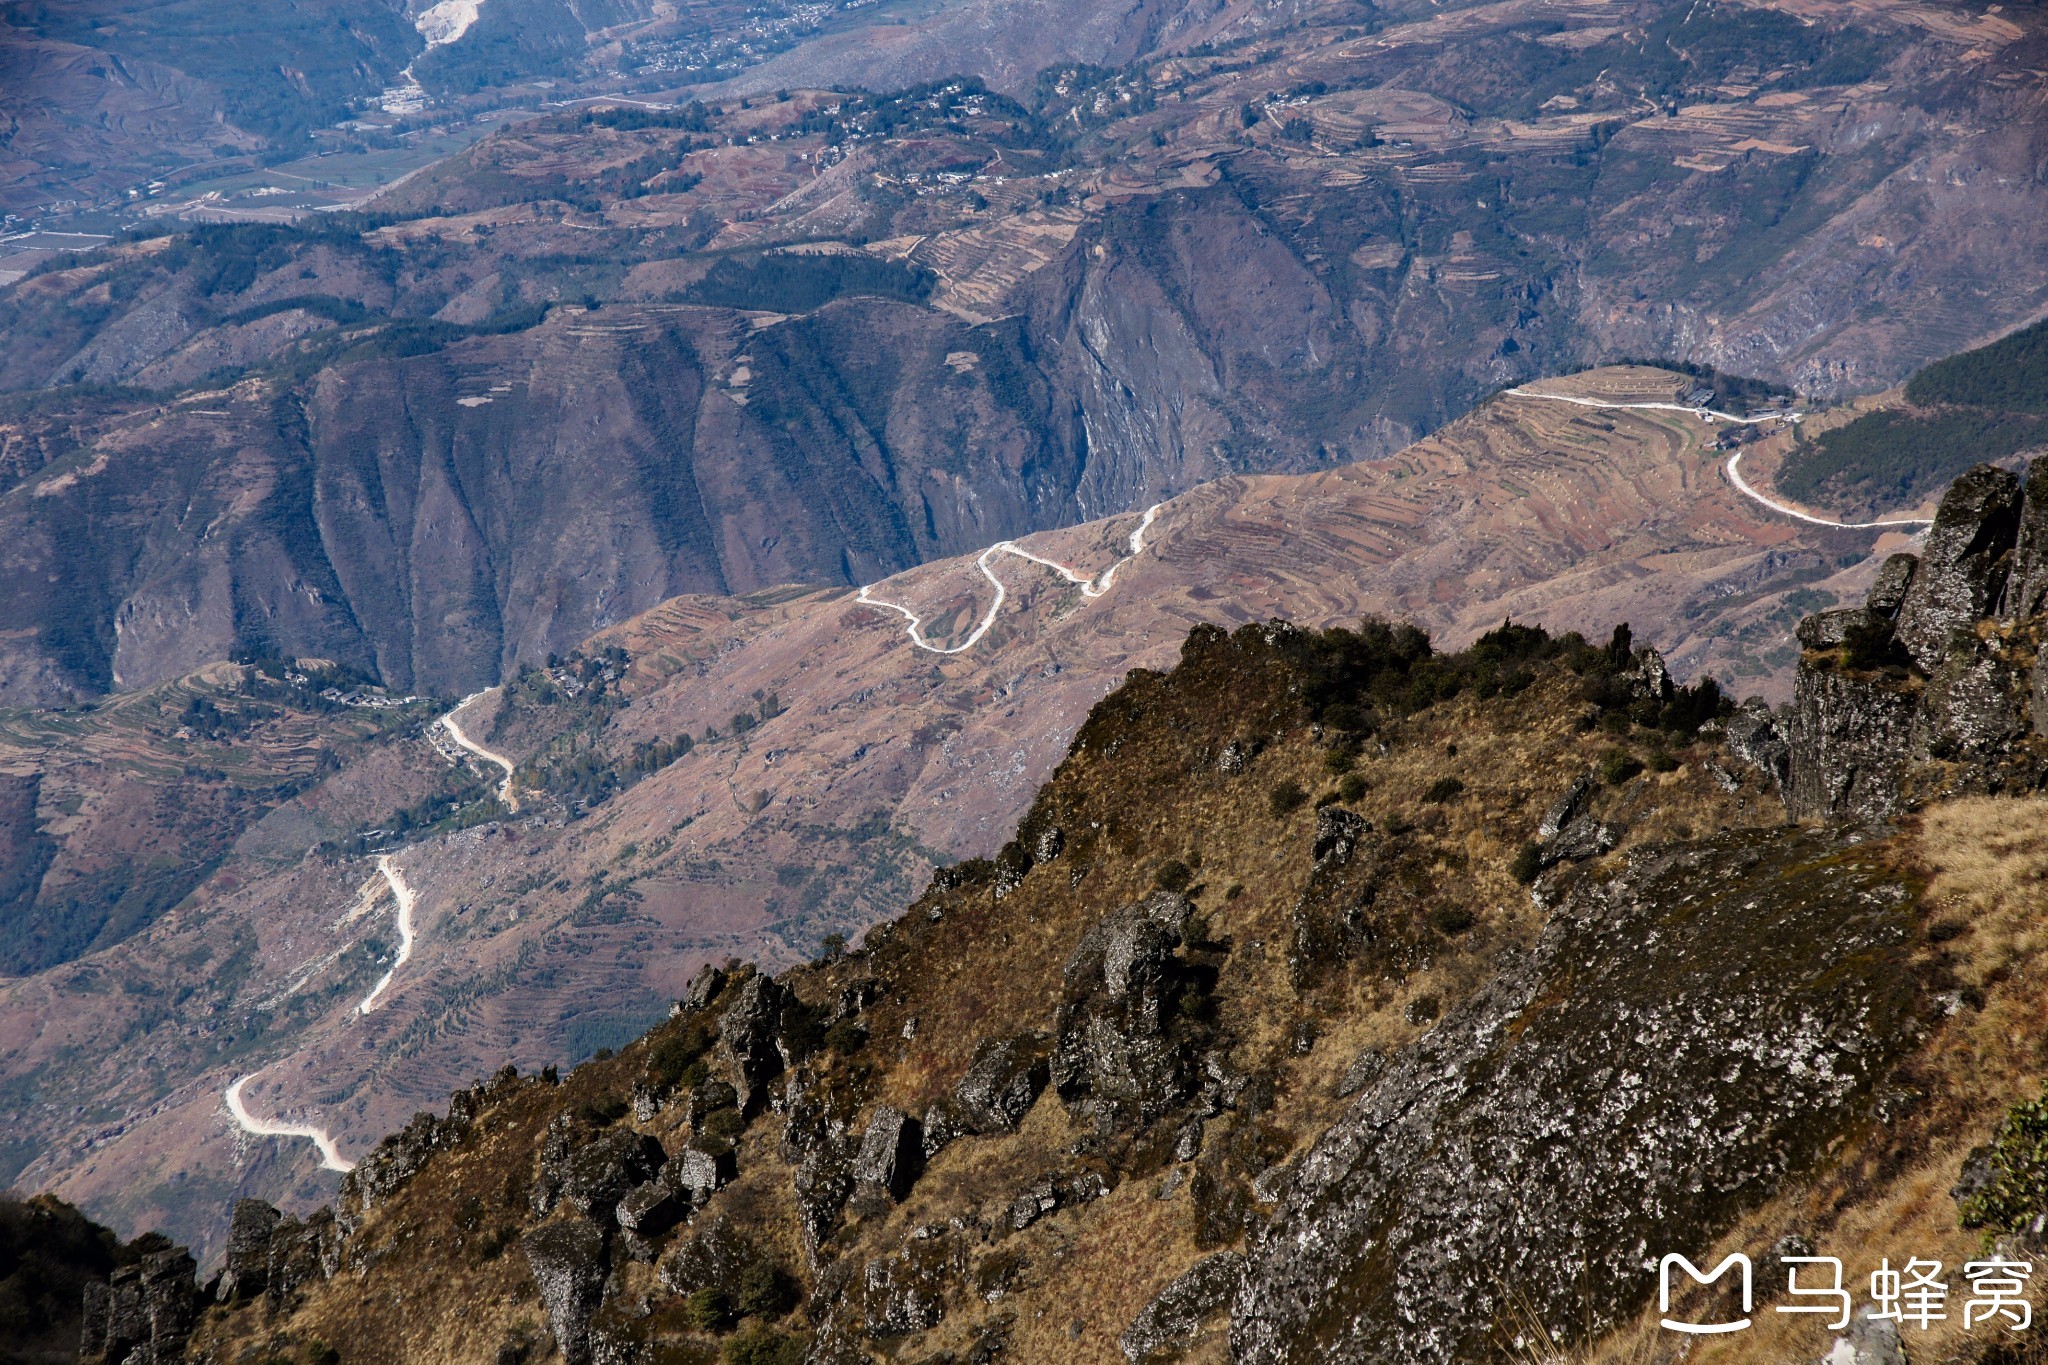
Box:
[1724,699,1790,789]
[86,1246,199,1364]
[616,1180,685,1238]
[1894,463,2024,669]
[1536,777,1594,840]
[1334,1048,1387,1099]
[952,1033,1051,1135]
[1121,1252,1246,1361]
[559,1129,666,1220]
[1231,829,1922,1365]
[852,1106,924,1203]
[340,1108,462,1235]
[266,1207,342,1314]
[523,1218,611,1365]
[1923,637,2027,758]
[682,963,727,1013]
[657,1215,756,1298]
[861,1237,955,1337]
[1622,645,1673,701]
[1540,819,1620,868]
[1309,805,1368,864]
[1866,553,1918,619]
[718,973,793,1105]
[1784,666,1920,821]
[215,1197,280,1303]
[1053,892,1203,1126]
[1797,607,1886,651]
[2002,455,2048,621]
[1034,824,1066,863]
[667,1145,736,1207]
[1823,1306,1908,1364]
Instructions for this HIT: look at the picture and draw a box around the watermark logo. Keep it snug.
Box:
[1658,1251,2034,1336]
[1660,1253,1752,1335]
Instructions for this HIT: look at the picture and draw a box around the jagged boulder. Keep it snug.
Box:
[1866,553,1918,619]
[951,1033,1051,1135]
[1230,829,1922,1365]
[1894,463,2024,669]
[559,1129,666,1220]
[852,1106,923,1204]
[2002,455,2048,621]
[82,1246,199,1364]
[668,1144,737,1208]
[266,1207,342,1314]
[1053,892,1203,1126]
[340,1109,463,1235]
[682,963,727,1013]
[1723,699,1789,789]
[1536,778,1594,840]
[215,1197,280,1303]
[1797,607,1886,651]
[522,1218,611,1365]
[1120,1252,1244,1362]
[1922,637,2028,758]
[717,974,793,1106]
[1784,666,1920,821]
[616,1181,685,1239]
[859,1233,961,1338]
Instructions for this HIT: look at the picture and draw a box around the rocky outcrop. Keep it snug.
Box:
[1053,891,1205,1128]
[523,1217,612,1365]
[1783,665,1919,821]
[1723,698,1789,789]
[1120,1251,1244,1362]
[950,1033,1051,1135]
[213,1198,279,1303]
[851,1106,923,1205]
[1866,553,1918,619]
[80,1247,201,1364]
[1288,807,1379,987]
[718,974,794,1108]
[1231,829,1921,1364]
[1893,464,2023,669]
[2002,456,2048,622]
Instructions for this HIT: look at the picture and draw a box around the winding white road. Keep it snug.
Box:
[858,502,1164,654]
[1504,387,1933,532]
[356,855,418,1015]
[224,1075,354,1172]
[441,691,521,810]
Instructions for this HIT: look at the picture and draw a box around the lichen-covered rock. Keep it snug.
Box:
[1053,892,1204,1126]
[1724,699,1790,790]
[667,1144,736,1207]
[1539,817,1620,868]
[952,1033,1050,1135]
[1231,829,1922,1364]
[1784,665,1921,821]
[215,1197,279,1303]
[682,963,727,1014]
[1866,553,1918,619]
[616,1180,684,1238]
[1922,636,2027,758]
[522,1218,611,1365]
[1894,463,2024,668]
[1536,777,1594,840]
[1120,1252,1244,1362]
[559,1129,666,1220]
[86,1246,199,1364]
[656,1215,755,1297]
[1797,606,1886,651]
[2001,455,2048,621]
[860,1233,959,1337]
[266,1206,342,1314]
[852,1106,924,1204]
[1823,1306,1908,1364]
[718,974,793,1106]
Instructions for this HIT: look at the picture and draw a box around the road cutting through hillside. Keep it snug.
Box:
[356,855,417,1015]
[1503,387,1934,531]
[224,1075,354,1172]
[441,690,521,810]
[858,502,1164,654]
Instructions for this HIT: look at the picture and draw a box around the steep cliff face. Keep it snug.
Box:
[105,567,2040,1364]
[1773,458,2047,821]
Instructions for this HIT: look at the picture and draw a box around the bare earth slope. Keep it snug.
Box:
[0,365,1922,1257]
